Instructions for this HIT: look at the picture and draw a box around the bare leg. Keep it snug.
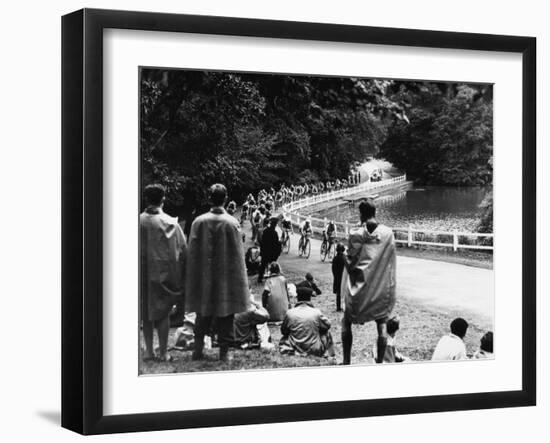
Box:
[376,321,388,364]
[341,314,353,365]
[156,316,170,360]
[142,320,154,359]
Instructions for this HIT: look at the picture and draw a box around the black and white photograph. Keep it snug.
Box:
[138,68,494,374]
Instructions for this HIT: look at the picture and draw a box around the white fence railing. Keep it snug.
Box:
[282,174,408,213]
[282,174,493,252]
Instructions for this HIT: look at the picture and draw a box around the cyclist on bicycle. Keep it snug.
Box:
[323,220,337,244]
[280,213,292,240]
[299,219,313,250]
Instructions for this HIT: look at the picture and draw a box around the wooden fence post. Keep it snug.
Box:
[407,224,412,247]
[453,230,458,252]
[345,220,349,237]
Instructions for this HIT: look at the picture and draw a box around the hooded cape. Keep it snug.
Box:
[185,207,249,317]
[341,223,396,324]
[140,209,187,321]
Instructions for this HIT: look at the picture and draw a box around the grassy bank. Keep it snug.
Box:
[140,260,492,375]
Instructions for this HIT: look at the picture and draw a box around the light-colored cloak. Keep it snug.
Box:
[140,209,187,321]
[185,207,249,317]
[341,223,396,324]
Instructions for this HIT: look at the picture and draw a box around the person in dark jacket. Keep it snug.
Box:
[258,217,282,283]
[331,243,346,311]
[295,273,322,301]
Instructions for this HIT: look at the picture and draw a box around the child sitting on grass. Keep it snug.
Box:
[372,316,410,363]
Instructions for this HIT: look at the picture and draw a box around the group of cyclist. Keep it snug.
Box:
[240,173,362,216]
[226,174,356,259]
[296,218,338,259]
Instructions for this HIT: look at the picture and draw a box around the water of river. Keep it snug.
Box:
[306,186,490,232]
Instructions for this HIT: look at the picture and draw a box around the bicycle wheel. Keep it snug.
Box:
[298,237,304,256]
[305,238,311,258]
[320,241,328,262]
[327,241,335,260]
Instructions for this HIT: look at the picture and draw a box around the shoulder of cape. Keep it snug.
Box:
[192,211,240,230]
[158,212,179,226]
[141,211,179,227]
[376,224,395,239]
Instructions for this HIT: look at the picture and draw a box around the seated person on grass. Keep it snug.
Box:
[432,317,469,361]
[473,331,493,359]
[295,272,322,301]
[372,316,410,363]
[262,262,290,322]
[279,291,335,358]
[233,292,271,350]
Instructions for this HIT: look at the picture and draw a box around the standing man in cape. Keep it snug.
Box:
[341,199,397,365]
[140,184,187,362]
[186,184,249,362]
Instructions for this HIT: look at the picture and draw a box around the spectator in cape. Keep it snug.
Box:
[340,199,397,365]
[140,184,187,362]
[185,183,249,362]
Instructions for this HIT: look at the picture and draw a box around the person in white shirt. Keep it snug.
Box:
[432,317,469,361]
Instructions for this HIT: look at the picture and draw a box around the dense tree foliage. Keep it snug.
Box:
[379,82,493,186]
[141,71,493,230]
[140,70,405,220]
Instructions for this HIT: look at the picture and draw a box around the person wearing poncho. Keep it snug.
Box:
[140,184,187,362]
[340,199,396,365]
[185,184,249,361]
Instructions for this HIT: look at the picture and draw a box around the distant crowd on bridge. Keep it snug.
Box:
[140,181,494,367]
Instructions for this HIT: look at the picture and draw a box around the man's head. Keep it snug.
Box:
[305,272,314,282]
[209,183,227,207]
[269,217,279,228]
[336,243,345,254]
[296,290,312,303]
[480,331,493,353]
[144,184,165,207]
[387,316,400,336]
[359,199,376,222]
[450,317,469,339]
[269,262,281,275]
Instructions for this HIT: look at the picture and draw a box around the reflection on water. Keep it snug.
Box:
[310,186,490,232]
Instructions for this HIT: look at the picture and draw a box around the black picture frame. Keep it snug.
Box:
[61,8,536,435]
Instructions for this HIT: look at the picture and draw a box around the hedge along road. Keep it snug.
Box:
[245,221,494,326]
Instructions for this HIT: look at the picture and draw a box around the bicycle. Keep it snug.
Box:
[298,233,311,258]
[320,234,336,262]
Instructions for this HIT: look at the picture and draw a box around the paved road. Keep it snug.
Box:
[246,226,494,325]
